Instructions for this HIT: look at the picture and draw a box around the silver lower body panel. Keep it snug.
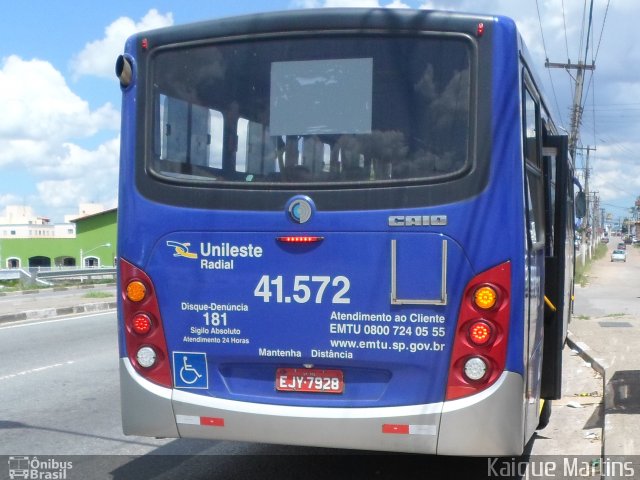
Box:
[119,359,525,455]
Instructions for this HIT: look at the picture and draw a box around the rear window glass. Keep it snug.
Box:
[150,35,473,186]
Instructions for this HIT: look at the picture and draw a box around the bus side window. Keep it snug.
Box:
[245,121,277,176]
[159,94,213,168]
[302,136,328,175]
[523,87,544,248]
[543,148,557,256]
[160,95,188,163]
[524,91,540,169]
[208,110,224,169]
[166,96,210,167]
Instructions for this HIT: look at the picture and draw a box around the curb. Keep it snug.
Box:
[566,332,607,464]
[0,301,117,325]
[566,332,606,377]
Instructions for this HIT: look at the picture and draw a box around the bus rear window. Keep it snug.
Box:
[150,35,473,185]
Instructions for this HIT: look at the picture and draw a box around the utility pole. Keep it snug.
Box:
[546,59,595,260]
[577,145,596,211]
[545,61,595,160]
[546,0,597,158]
[574,146,596,256]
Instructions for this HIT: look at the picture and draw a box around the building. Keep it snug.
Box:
[64,203,109,223]
[0,208,116,269]
[0,205,76,239]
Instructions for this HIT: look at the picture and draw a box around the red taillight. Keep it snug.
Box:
[276,236,324,244]
[468,320,493,346]
[120,258,172,388]
[132,313,152,335]
[446,261,511,400]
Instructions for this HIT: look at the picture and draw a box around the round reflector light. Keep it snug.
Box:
[126,280,147,302]
[473,285,498,310]
[463,357,488,381]
[136,346,156,368]
[132,313,152,335]
[469,320,492,345]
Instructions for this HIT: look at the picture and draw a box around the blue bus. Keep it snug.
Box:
[116,8,583,455]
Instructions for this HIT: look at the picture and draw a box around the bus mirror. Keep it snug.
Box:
[575,191,586,219]
[116,55,133,88]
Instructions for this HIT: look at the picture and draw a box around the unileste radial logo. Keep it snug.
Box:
[166,241,198,259]
[167,239,264,271]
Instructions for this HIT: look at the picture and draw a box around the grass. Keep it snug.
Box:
[574,242,608,287]
[0,278,115,292]
[0,280,48,292]
[82,291,114,299]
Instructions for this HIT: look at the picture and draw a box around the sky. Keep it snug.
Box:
[0,0,636,223]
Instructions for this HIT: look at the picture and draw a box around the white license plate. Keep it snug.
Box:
[275,368,344,393]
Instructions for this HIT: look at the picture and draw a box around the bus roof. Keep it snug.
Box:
[129,8,503,47]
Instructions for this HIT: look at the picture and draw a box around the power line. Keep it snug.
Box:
[561,0,570,61]
[534,0,550,59]
[593,0,611,62]
[591,73,596,145]
[577,0,588,61]
[581,0,612,147]
[535,0,565,127]
[583,0,595,64]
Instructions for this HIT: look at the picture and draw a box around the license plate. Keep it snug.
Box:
[275,368,344,393]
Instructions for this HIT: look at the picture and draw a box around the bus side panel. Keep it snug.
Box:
[489,16,527,382]
[116,35,142,360]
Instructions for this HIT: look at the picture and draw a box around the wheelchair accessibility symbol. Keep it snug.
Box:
[173,352,208,389]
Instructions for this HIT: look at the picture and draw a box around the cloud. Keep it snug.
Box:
[35,137,120,212]
[0,56,119,167]
[0,193,22,210]
[0,54,120,220]
[70,9,174,80]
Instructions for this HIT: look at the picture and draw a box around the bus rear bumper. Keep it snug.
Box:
[120,359,524,455]
[437,371,525,456]
[172,394,442,454]
[120,359,179,438]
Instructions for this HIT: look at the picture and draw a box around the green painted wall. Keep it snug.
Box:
[75,209,117,267]
[0,209,117,269]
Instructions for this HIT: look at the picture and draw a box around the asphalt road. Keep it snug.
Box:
[0,285,116,318]
[0,310,602,479]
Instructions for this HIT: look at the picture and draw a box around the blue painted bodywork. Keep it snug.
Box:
[117,14,537,409]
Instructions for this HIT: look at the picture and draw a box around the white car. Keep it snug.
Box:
[611,249,626,262]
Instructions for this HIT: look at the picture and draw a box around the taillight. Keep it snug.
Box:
[276,236,324,244]
[120,258,172,387]
[132,313,153,335]
[446,261,511,400]
[126,280,147,302]
[473,285,498,310]
[468,320,493,346]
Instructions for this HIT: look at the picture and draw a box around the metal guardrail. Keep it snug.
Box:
[0,269,23,281]
[0,267,116,285]
[35,267,116,280]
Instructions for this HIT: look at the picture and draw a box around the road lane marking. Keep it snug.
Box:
[0,312,113,330]
[0,360,75,381]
